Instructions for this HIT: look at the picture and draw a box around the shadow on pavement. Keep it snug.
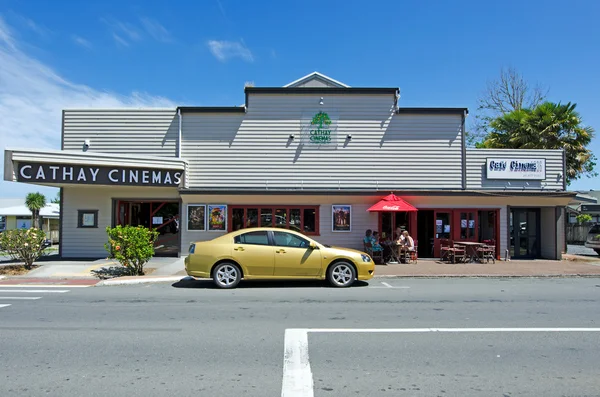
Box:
[171,278,370,289]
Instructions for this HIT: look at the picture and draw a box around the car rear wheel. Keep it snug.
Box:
[327,261,356,288]
[213,262,241,289]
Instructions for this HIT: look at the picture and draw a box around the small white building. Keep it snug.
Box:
[0,199,60,242]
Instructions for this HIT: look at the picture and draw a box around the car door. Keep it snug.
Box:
[232,231,275,276]
[272,231,322,276]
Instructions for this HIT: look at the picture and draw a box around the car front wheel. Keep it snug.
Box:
[212,262,241,289]
[327,262,356,288]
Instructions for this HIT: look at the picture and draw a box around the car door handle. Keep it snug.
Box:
[276,249,286,254]
[234,247,245,251]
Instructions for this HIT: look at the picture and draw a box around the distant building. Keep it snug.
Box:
[0,199,60,243]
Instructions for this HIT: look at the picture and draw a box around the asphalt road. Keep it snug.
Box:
[1,278,600,397]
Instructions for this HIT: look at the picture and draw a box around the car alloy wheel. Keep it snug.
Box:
[327,262,356,288]
[213,263,241,289]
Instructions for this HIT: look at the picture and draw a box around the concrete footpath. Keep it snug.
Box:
[1,254,600,286]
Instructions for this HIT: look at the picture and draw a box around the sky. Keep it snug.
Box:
[0,0,599,199]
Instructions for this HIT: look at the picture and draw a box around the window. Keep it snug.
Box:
[0,216,5,231]
[273,231,310,248]
[78,210,98,228]
[234,231,270,246]
[589,225,600,234]
[229,206,320,235]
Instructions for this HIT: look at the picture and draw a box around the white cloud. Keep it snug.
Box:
[101,17,141,47]
[0,16,175,198]
[72,35,92,49]
[10,12,51,38]
[140,17,171,43]
[207,39,253,62]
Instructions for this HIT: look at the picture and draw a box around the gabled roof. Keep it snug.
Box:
[283,71,350,88]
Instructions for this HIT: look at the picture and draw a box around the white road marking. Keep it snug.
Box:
[0,289,69,293]
[0,285,90,288]
[0,297,42,300]
[0,304,11,308]
[281,329,313,397]
[379,282,410,289]
[281,327,600,396]
[307,327,600,333]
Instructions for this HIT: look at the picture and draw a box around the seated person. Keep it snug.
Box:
[363,229,373,247]
[402,231,415,251]
[371,232,383,252]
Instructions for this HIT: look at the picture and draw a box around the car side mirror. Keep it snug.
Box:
[309,242,318,250]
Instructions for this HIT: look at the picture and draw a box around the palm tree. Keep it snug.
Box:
[480,102,596,185]
[25,192,46,229]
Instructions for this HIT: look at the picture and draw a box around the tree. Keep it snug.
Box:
[25,192,46,229]
[469,67,548,146]
[576,214,592,224]
[480,102,596,185]
[51,192,60,204]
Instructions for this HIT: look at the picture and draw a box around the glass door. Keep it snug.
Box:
[510,208,540,259]
[455,210,478,242]
[433,210,452,258]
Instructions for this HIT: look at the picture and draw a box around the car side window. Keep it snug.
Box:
[273,231,309,248]
[234,231,270,246]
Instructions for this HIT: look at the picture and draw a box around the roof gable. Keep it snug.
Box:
[284,72,350,88]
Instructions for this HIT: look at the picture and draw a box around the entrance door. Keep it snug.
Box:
[455,210,478,242]
[510,208,540,258]
[114,200,180,257]
[433,210,452,258]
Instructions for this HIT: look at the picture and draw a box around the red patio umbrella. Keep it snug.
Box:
[367,193,418,212]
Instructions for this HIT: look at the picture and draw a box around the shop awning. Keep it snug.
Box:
[367,193,418,212]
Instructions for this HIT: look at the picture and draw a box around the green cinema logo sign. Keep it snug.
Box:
[309,111,332,144]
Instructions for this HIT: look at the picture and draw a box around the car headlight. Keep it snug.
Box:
[189,243,196,254]
[361,254,371,262]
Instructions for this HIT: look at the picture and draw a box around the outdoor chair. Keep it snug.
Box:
[440,239,453,262]
[478,239,496,263]
[451,241,467,263]
[407,239,418,264]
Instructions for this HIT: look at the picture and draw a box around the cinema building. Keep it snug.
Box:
[3,72,573,260]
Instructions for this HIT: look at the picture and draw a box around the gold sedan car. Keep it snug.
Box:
[184,227,375,288]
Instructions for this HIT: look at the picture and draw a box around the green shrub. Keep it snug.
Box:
[576,214,592,224]
[104,225,159,276]
[0,228,47,269]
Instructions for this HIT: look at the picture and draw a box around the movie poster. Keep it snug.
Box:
[208,205,227,231]
[332,205,351,232]
[187,205,206,231]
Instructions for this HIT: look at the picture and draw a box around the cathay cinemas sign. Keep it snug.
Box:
[16,163,182,187]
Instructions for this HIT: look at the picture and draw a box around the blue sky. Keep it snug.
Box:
[0,0,598,199]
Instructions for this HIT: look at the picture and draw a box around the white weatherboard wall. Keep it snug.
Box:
[62,186,179,258]
[182,95,464,190]
[62,109,179,158]
[466,149,564,190]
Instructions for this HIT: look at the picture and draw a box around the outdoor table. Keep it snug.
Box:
[453,241,486,263]
[381,241,405,264]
